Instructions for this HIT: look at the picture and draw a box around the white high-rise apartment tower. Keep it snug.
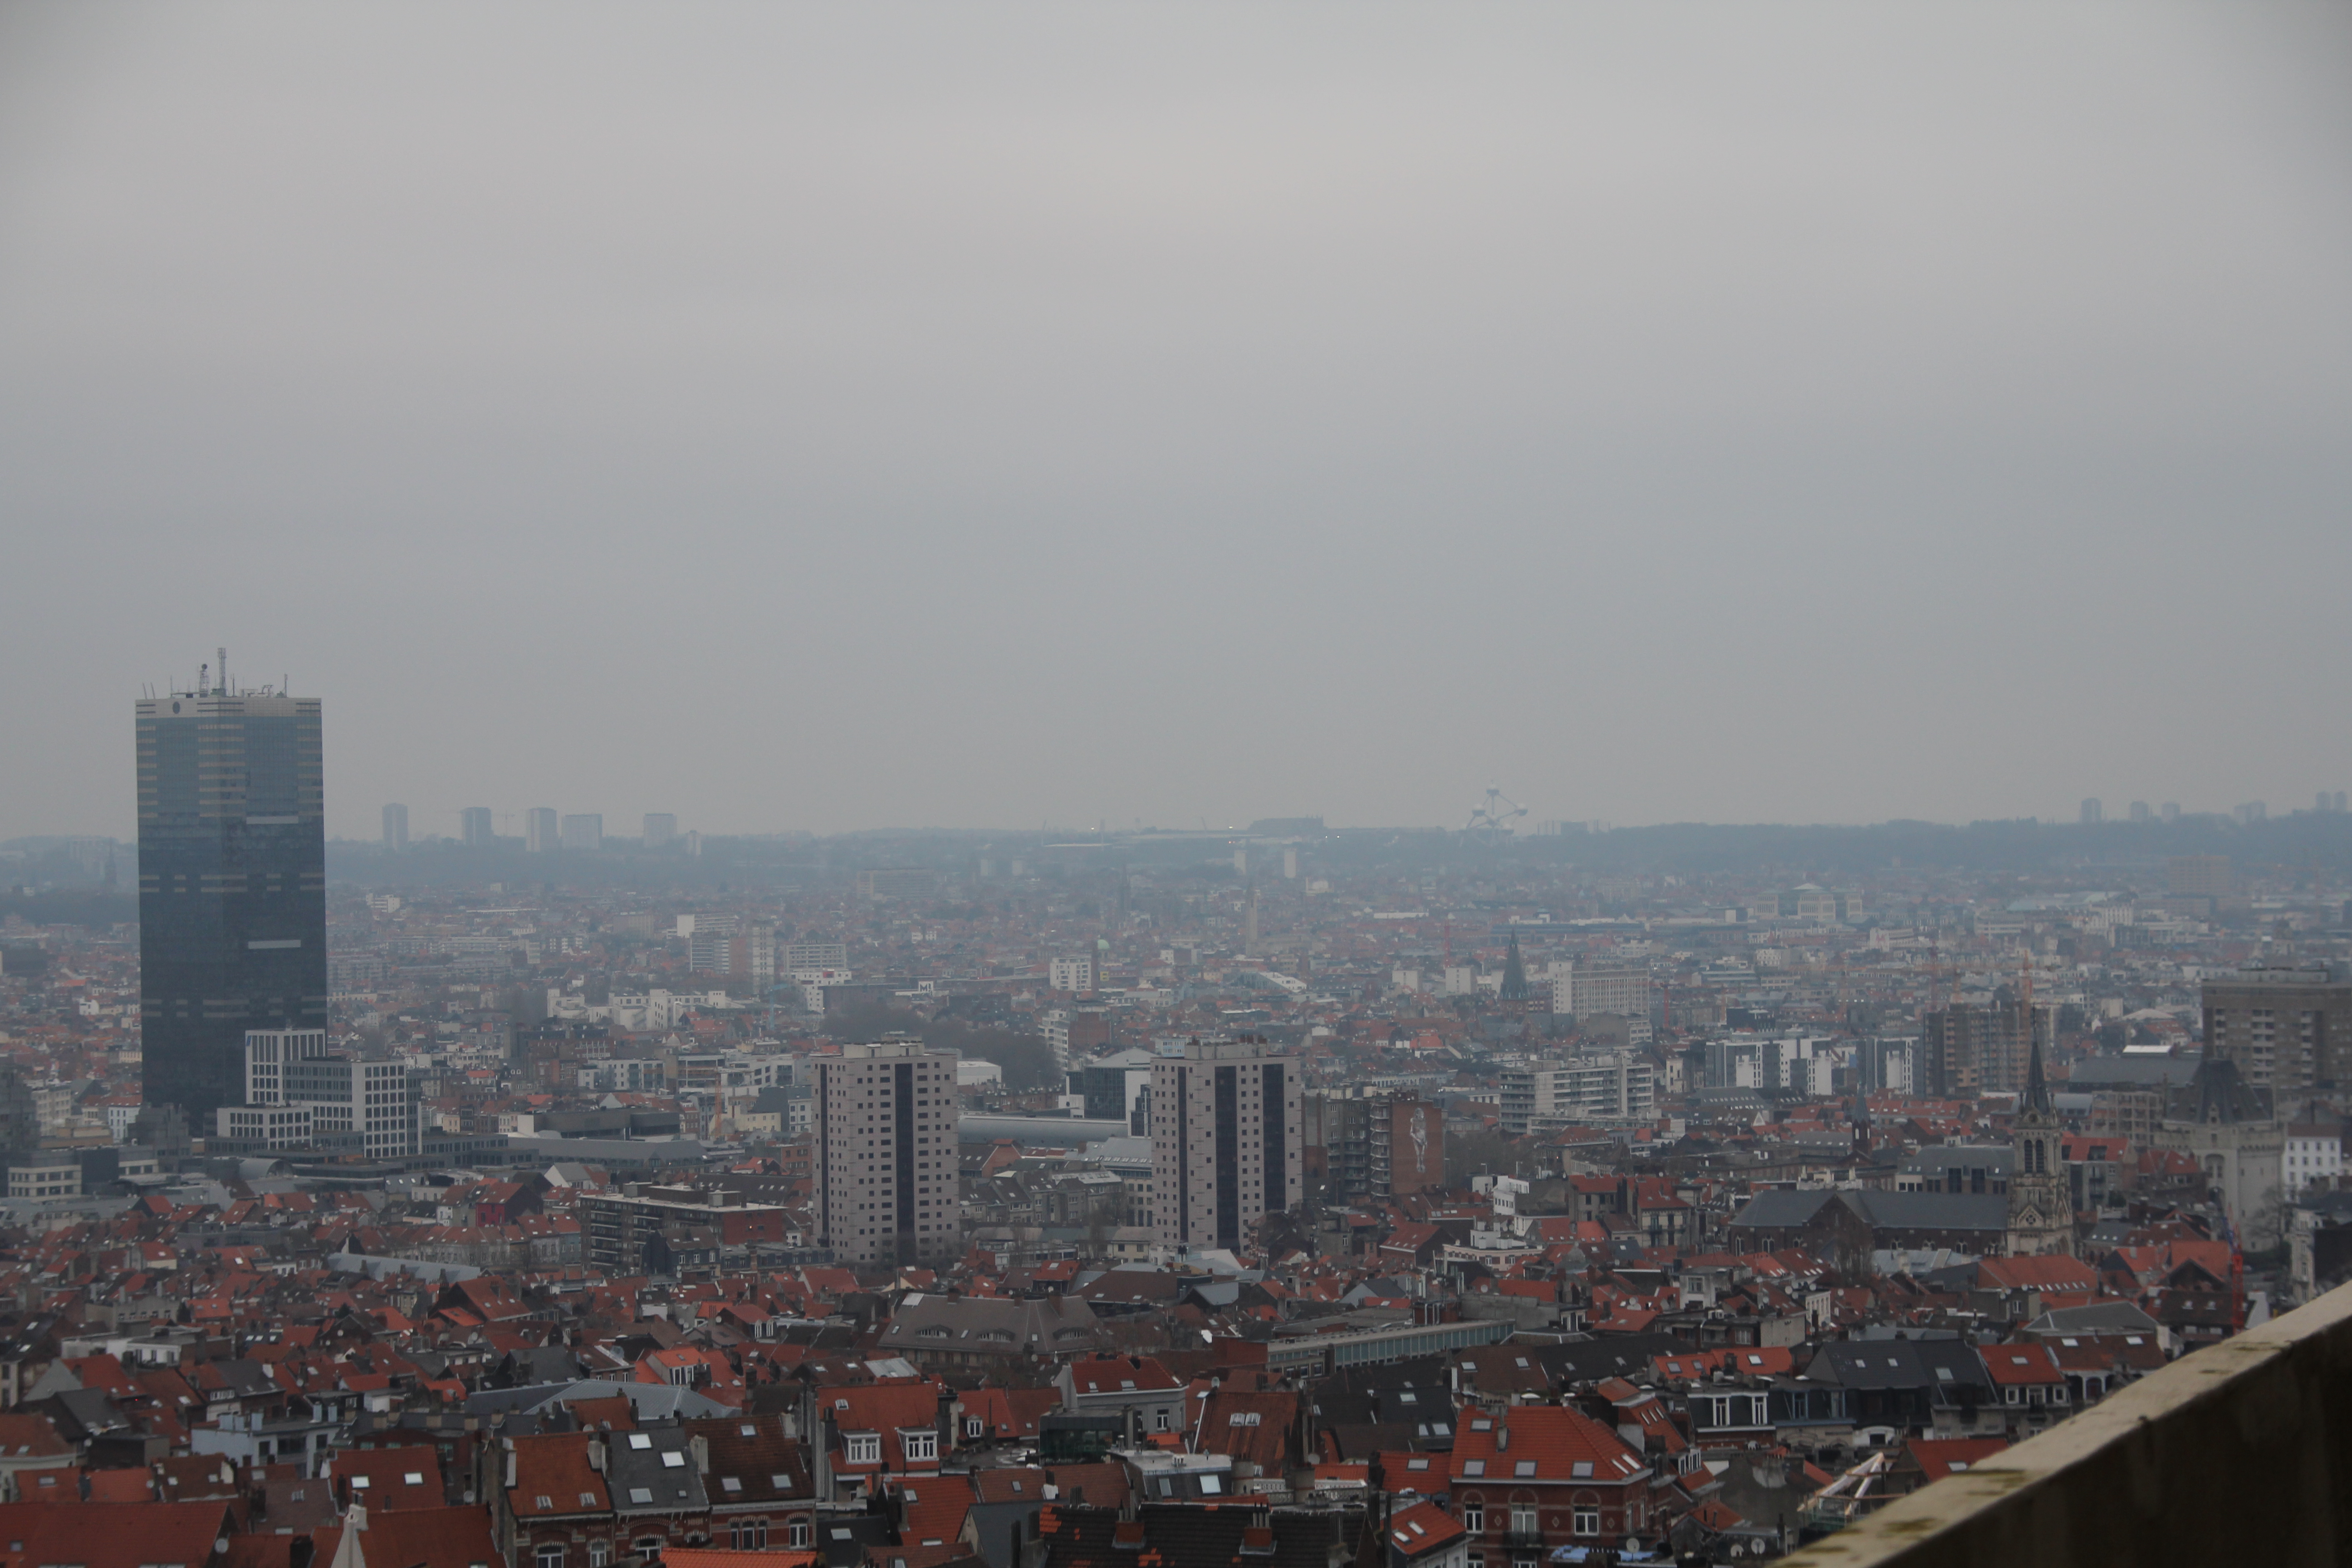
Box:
[1152,1039,1302,1254]
[816,1040,963,1266]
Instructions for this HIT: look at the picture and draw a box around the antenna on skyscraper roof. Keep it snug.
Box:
[217,647,228,696]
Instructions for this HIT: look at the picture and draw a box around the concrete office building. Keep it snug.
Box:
[785,942,848,974]
[380,803,407,851]
[460,806,495,848]
[524,808,559,853]
[1500,1054,1655,1132]
[136,664,327,1122]
[2203,963,2352,1095]
[815,1040,963,1266]
[560,813,603,852]
[1550,960,1652,1041]
[219,1027,416,1160]
[1151,1039,1302,1254]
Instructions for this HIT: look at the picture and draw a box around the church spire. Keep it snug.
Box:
[2024,1025,2052,1117]
[1499,930,1529,1004]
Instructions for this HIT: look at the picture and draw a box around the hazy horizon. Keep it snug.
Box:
[6,4,2351,841]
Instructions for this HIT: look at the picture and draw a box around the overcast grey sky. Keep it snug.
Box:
[4,4,2350,842]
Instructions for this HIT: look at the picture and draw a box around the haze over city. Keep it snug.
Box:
[6,4,2352,841]
[5,11,2352,1567]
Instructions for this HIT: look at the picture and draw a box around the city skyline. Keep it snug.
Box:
[0,7,2347,1558]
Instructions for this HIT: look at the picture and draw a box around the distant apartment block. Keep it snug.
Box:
[380,803,407,851]
[2203,963,2352,1093]
[2286,1123,2342,1195]
[459,806,495,847]
[784,942,849,975]
[581,1185,794,1274]
[1922,999,2044,1098]
[1307,1093,1446,1200]
[1550,960,1652,1040]
[1499,1053,1655,1132]
[1043,1005,1110,1071]
[2170,855,2234,898]
[524,807,559,853]
[1050,956,1096,994]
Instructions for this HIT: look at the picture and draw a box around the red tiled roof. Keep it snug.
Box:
[1450,1405,1648,1487]
[1980,1344,2063,1385]
[1906,1438,2009,1483]
[505,1434,609,1518]
[0,1500,237,1568]
[1386,1500,1467,1560]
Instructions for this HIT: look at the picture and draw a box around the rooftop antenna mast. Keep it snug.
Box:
[217,647,228,696]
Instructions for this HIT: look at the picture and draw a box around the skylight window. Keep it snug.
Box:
[629,1488,653,1504]
[1571,1461,1593,1479]
[661,1453,685,1469]
[628,1434,653,1450]
[1514,1461,1535,1478]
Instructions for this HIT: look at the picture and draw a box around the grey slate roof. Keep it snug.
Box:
[2021,1301,2164,1338]
[466,1378,732,1424]
[608,1424,710,1516]
[881,1292,1107,1357]
[1804,1339,1936,1390]
[1849,1191,2010,1232]
[1725,1190,1842,1230]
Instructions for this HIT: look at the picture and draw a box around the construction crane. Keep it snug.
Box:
[1466,785,1529,842]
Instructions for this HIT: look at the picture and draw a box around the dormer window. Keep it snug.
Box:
[845,1434,881,1465]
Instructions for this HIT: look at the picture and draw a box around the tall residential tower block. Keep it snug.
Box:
[1152,1039,1302,1254]
[815,1040,963,1266]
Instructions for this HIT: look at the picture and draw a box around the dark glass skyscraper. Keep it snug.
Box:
[136,668,326,1122]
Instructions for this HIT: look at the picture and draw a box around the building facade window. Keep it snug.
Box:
[900,1430,937,1463]
[846,1434,881,1464]
[1573,1508,1600,1537]
[536,1547,564,1568]
[787,1521,811,1549]
[730,1520,767,1550]
[1461,1504,1483,1533]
